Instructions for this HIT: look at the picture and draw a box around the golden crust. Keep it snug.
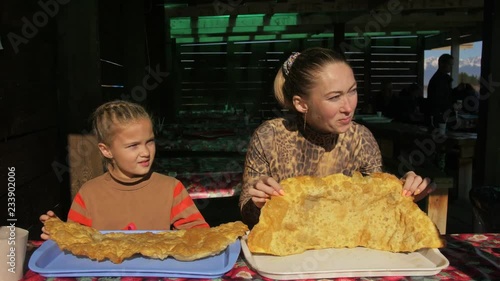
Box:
[247,172,444,255]
[44,217,248,264]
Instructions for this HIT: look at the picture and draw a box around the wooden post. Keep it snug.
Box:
[427,187,449,234]
[57,0,102,133]
[146,0,171,121]
[477,0,500,186]
[458,158,474,200]
[450,29,460,88]
[333,23,345,54]
[68,135,104,200]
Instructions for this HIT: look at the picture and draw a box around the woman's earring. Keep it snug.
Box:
[303,110,307,130]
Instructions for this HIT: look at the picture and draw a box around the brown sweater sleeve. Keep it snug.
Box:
[239,125,272,228]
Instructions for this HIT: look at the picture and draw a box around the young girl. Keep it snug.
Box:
[40,100,208,239]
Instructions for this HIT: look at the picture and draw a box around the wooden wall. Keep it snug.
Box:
[364,35,423,103]
[171,35,423,118]
[0,0,64,239]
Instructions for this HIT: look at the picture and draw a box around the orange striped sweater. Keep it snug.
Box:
[68,168,209,230]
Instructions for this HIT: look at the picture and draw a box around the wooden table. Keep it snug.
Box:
[22,233,500,281]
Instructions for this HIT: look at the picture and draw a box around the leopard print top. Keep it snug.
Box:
[239,115,383,227]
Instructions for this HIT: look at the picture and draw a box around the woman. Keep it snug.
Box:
[239,48,435,228]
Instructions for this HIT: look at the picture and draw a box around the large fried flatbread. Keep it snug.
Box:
[247,172,444,255]
[44,217,248,263]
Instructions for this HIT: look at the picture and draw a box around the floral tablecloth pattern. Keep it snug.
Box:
[22,233,499,281]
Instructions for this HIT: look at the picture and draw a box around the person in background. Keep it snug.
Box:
[374,80,397,117]
[452,83,479,114]
[40,100,208,239]
[239,47,436,228]
[395,83,425,124]
[427,54,454,124]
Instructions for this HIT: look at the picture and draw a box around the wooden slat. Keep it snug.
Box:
[370,53,419,61]
[427,188,449,234]
[68,134,104,200]
[370,69,419,76]
[166,0,396,17]
[0,129,58,190]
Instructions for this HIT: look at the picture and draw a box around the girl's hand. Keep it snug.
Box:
[249,176,285,208]
[39,210,57,240]
[401,171,436,201]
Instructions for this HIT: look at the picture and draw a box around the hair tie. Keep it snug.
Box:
[282,52,300,76]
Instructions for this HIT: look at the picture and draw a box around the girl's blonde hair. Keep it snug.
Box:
[91,100,152,145]
[274,47,349,111]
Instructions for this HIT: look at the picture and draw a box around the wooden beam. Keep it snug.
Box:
[348,11,483,29]
[166,0,378,17]
[424,27,483,49]
[171,24,334,37]
[166,0,483,17]
[170,13,346,29]
[399,0,483,10]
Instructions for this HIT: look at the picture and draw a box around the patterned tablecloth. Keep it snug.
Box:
[153,126,252,199]
[22,233,499,281]
[154,156,244,199]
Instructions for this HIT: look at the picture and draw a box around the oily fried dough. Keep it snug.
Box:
[44,217,248,264]
[247,172,444,255]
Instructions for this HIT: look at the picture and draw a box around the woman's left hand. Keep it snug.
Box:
[401,171,436,201]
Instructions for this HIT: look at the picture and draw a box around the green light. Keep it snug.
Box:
[254,35,278,41]
[270,13,298,26]
[364,32,386,37]
[311,33,334,38]
[176,38,195,44]
[164,4,186,9]
[232,27,259,33]
[170,13,300,30]
[170,18,191,29]
[263,26,287,32]
[196,16,230,29]
[171,28,223,35]
[234,15,265,27]
[229,36,251,41]
[198,36,224,43]
[282,33,309,39]
[416,30,440,35]
[390,31,411,36]
[199,15,230,20]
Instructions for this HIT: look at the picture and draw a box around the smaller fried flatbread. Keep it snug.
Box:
[45,217,248,263]
[248,172,444,256]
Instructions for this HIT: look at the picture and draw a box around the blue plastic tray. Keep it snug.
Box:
[29,231,241,278]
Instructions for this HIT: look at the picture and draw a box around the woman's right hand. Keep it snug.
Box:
[39,210,57,240]
[249,176,285,209]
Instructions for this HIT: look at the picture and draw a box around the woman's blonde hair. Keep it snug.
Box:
[274,47,349,111]
[91,100,152,145]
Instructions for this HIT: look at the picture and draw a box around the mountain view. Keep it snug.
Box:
[424,56,481,85]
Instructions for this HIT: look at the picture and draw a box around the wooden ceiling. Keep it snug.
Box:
[164,0,484,47]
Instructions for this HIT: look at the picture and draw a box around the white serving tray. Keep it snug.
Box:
[241,236,449,280]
